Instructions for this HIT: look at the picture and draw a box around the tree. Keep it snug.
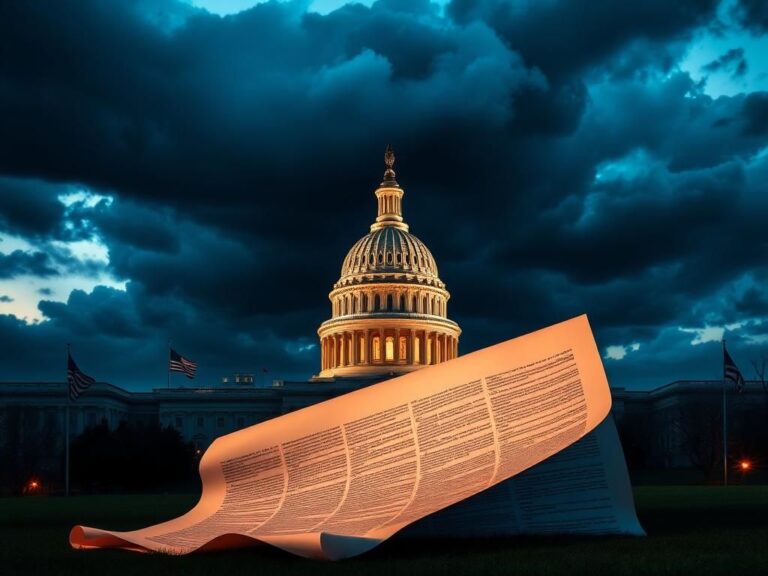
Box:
[0,406,59,495]
[71,419,198,493]
[672,402,723,479]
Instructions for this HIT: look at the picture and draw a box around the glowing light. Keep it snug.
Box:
[739,460,752,472]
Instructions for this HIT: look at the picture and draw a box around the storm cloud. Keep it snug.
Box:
[0,0,766,388]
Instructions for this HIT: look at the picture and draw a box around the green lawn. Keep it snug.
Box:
[1,487,767,576]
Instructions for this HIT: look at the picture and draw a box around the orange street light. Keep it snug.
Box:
[739,460,752,472]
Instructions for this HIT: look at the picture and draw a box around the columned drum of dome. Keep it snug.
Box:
[315,146,461,379]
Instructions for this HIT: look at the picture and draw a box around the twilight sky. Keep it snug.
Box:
[1,0,767,390]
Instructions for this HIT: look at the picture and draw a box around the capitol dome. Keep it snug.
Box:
[315,146,461,379]
[339,227,442,285]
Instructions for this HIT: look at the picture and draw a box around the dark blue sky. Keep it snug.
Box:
[0,0,766,390]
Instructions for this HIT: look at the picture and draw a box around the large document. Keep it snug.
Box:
[70,315,613,560]
[398,415,644,539]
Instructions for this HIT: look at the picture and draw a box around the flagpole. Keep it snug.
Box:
[65,343,71,497]
[722,338,728,488]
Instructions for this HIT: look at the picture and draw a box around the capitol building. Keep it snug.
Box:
[316,146,460,379]
[1,148,765,486]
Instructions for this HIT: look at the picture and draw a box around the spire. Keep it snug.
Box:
[382,144,398,186]
[371,145,408,232]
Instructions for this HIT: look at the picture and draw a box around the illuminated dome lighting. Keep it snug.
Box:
[315,146,461,379]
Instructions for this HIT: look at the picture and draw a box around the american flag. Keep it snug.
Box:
[68,352,96,401]
[170,348,197,379]
[724,345,745,393]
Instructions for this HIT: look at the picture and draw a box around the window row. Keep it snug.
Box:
[353,250,428,268]
[333,291,447,317]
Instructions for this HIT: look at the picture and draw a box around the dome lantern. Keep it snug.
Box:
[371,145,408,232]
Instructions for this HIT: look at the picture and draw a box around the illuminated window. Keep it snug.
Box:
[426,337,432,364]
[399,336,407,360]
[373,336,381,361]
[385,336,394,361]
[414,337,421,363]
[359,336,365,362]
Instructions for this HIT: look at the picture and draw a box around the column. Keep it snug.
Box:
[347,331,353,366]
[322,337,326,369]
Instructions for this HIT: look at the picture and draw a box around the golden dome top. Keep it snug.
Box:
[335,146,444,289]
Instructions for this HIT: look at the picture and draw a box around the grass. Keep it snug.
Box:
[1,487,767,576]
